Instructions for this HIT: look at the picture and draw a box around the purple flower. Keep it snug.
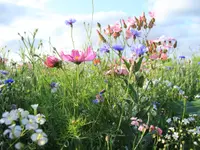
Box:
[99,89,106,95]
[131,44,146,56]
[65,18,76,26]
[112,44,124,51]
[179,56,185,59]
[130,29,141,37]
[50,82,59,88]
[198,62,200,65]
[100,44,110,53]
[0,70,9,75]
[92,99,100,104]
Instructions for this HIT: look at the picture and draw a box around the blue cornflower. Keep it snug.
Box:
[112,44,124,51]
[0,70,9,75]
[130,29,141,37]
[50,82,59,93]
[92,90,106,104]
[4,78,14,84]
[50,82,57,88]
[131,44,146,56]
[92,99,100,104]
[65,18,76,26]
[99,89,106,95]
[179,56,185,59]
[198,62,200,65]
[100,44,110,53]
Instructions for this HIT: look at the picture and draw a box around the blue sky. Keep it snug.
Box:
[0,0,200,61]
[46,0,147,15]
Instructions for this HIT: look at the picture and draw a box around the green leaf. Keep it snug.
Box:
[134,56,144,73]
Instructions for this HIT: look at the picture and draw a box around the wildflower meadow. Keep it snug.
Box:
[1,2,200,150]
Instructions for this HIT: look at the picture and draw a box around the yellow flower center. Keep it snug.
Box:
[37,133,43,140]
[74,56,79,61]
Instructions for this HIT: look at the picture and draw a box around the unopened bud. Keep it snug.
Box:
[173,41,177,48]
[135,17,139,24]
[122,19,127,28]
[137,26,141,31]
[97,22,101,29]
[144,24,147,29]
[97,30,106,43]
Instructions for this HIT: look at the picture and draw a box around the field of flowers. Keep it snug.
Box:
[0,10,200,150]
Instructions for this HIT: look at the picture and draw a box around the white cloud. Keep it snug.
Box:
[0,9,128,60]
[147,0,200,56]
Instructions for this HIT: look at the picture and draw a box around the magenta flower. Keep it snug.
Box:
[60,46,96,65]
[44,56,61,68]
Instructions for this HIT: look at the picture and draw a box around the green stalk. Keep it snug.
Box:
[71,26,75,49]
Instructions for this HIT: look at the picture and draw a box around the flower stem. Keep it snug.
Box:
[133,113,150,150]
[71,26,75,49]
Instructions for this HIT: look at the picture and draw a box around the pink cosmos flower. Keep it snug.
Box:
[149,11,155,18]
[44,56,60,68]
[60,46,96,65]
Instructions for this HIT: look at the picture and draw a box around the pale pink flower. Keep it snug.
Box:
[131,120,139,126]
[137,119,143,123]
[127,17,135,27]
[130,117,137,120]
[110,23,122,33]
[115,66,129,75]
[150,53,159,60]
[138,125,144,132]
[156,127,163,136]
[149,11,155,18]
[149,125,155,132]
[104,26,113,35]
[126,28,132,39]
[138,124,148,132]
[60,47,96,64]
